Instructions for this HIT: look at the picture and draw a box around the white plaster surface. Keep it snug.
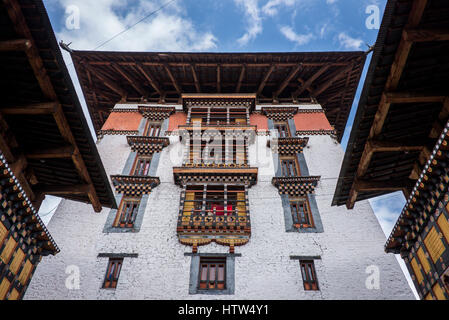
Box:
[25,124,413,300]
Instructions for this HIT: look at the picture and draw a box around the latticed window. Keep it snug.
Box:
[190,107,248,125]
[280,157,300,177]
[114,199,140,228]
[183,185,246,217]
[198,257,226,290]
[144,121,161,137]
[274,122,290,138]
[133,156,152,176]
[290,197,314,228]
[187,133,247,166]
[103,258,123,289]
[300,260,319,291]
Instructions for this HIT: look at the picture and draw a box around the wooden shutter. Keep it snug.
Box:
[183,192,195,216]
[424,227,446,263]
[18,260,33,285]
[417,247,431,274]
[0,237,17,264]
[237,192,246,216]
[410,257,423,284]
[437,214,449,244]
[0,278,10,300]
[432,282,447,300]
[9,248,25,274]
[7,288,19,300]
[0,222,7,245]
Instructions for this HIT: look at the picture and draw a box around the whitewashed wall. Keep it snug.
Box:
[25,110,413,300]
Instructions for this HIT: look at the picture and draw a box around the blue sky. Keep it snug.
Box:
[38,0,417,297]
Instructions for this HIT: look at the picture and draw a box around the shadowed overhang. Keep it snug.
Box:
[70,50,366,142]
[0,0,117,211]
[333,0,449,209]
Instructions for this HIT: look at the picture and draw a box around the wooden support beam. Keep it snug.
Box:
[385,0,427,90]
[110,63,148,98]
[354,178,412,192]
[51,103,102,212]
[190,64,201,93]
[384,92,446,104]
[274,64,301,100]
[257,64,275,95]
[0,38,31,51]
[216,64,221,93]
[164,64,181,94]
[89,66,127,98]
[37,184,91,195]
[404,28,449,42]
[368,139,427,152]
[135,63,163,96]
[236,65,246,93]
[25,145,75,159]
[1,102,57,115]
[293,65,329,98]
[4,0,57,101]
[312,64,354,98]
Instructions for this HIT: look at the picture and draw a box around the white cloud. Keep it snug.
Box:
[326,0,337,4]
[280,25,313,45]
[54,0,217,51]
[338,32,364,50]
[234,0,263,46]
[262,0,297,16]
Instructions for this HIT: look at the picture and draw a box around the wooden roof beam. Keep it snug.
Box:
[52,103,102,212]
[1,102,58,115]
[236,64,246,93]
[312,64,354,98]
[273,64,302,101]
[256,64,275,96]
[354,178,413,192]
[26,145,75,159]
[164,64,181,95]
[110,63,148,99]
[404,28,449,42]
[217,64,221,93]
[135,63,163,97]
[89,66,127,98]
[37,184,91,195]
[0,38,31,51]
[4,0,57,101]
[293,65,329,98]
[190,64,201,93]
[384,92,446,104]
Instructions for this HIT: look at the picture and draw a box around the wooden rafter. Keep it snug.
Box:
[3,0,57,101]
[191,64,201,93]
[236,64,246,93]
[164,64,181,94]
[404,28,449,42]
[110,63,148,98]
[135,62,163,96]
[3,0,104,212]
[89,65,127,98]
[293,64,330,98]
[312,64,354,98]
[217,64,221,93]
[257,64,275,96]
[346,0,429,209]
[25,145,75,159]
[273,64,302,100]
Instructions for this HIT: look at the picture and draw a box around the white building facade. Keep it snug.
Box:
[24,95,413,300]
